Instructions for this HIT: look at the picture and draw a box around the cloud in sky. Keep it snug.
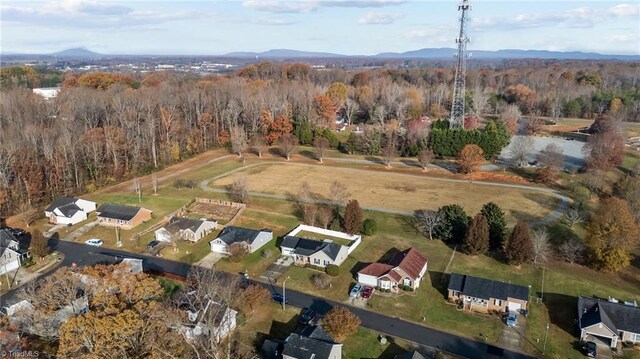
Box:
[473,3,640,31]
[242,0,405,13]
[358,11,402,25]
[1,0,205,30]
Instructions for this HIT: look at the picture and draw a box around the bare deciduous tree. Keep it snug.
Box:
[556,238,586,264]
[381,143,397,168]
[417,149,434,170]
[314,137,329,163]
[279,134,298,160]
[471,86,489,116]
[229,175,249,204]
[230,125,248,157]
[415,209,442,240]
[510,136,534,167]
[151,173,158,195]
[564,207,584,228]
[532,228,551,264]
[251,134,266,158]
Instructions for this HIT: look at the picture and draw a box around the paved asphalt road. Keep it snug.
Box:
[1,239,537,359]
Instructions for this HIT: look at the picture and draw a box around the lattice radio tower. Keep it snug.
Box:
[449,0,471,128]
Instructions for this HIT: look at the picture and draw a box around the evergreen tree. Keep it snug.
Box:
[504,221,534,265]
[433,204,469,244]
[343,199,364,235]
[463,213,489,255]
[30,230,50,258]
[322,128,339,148]
[295,121,313,145]
[480,202,507,250]
[345,132,358,154]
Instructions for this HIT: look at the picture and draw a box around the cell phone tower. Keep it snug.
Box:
[450,0,471,128]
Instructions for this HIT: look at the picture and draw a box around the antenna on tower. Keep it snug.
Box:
[449,0,471,128]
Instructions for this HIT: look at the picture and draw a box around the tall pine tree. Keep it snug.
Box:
[481,202,507,250]
[462,213,490,255]
[504,221,534,265]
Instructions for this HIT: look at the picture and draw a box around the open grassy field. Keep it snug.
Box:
[211,163,560,222]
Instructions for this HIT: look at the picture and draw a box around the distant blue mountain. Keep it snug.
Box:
[53,48,103,58]
[224,48,639,61]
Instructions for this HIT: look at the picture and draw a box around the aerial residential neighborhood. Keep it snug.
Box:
[1,0,639,358]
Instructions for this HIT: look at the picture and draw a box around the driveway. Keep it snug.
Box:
[584,335,613,359]
[60,220,99,241]
[498,313,526,353]
[260,256,293,283]
[194,251,223,269]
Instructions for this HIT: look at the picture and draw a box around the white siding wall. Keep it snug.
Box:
[210,239,229,254]
[76,199,97,213]
[358,273,379,287]
[249,231,273,253]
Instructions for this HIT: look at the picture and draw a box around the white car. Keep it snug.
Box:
[85,239,103,247]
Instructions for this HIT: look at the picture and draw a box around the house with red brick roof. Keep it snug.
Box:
[357,248,428,292]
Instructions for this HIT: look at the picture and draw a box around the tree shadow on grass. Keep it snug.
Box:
[364,156,384,165]
[542,292,578,336]
[267,314,301,340]
[399,159,421,168]
[298,150,316,160]
[546,222,580,247]
[268,147,285,159]
[428,271,449,299]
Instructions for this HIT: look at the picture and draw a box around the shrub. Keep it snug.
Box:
[228,242,248,262]
[304,264,325,272]
[361,218,378,236]
[325,264,340,277]
[261,248,274,258]
[311,273,330,289]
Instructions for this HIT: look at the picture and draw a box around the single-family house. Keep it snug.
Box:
[282,325,342,359]
[32,87,60,100]
[44,197,96,225]
[577,296,640,348]
[179,300,237,343]
[209,226,272,254]
[96,204,152,230]
[357,247,428,292]
[0,229,30,274]
[447,273,529,313]
[281,236,348,268]
[280,224,361,268]
[155,217,217,243]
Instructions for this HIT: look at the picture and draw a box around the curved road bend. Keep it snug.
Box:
[1,240,536,359]
[200,160,569,226]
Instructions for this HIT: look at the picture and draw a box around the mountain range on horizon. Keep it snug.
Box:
[3,47,639,61]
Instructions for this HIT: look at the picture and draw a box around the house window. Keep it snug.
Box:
[494,299,502,306]
[314,258,321,265]
[324,260,330,266]
[632,333,640,343]
[452,290,460,297]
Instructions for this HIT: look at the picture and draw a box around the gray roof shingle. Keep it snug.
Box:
[97,204,144,221]
[283,325,339,359]
[216,226,270,245]
[578,296,640,334]
[165,217,206,234]
[448,273,529,301]
[282,236,343,261]
[45,197,77,213]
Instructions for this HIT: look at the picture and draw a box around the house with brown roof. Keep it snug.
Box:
[96,204,152,230]
[357,248,428,292]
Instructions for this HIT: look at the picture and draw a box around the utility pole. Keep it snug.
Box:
[115,226,122,247]
[543,322,550,355]
[450,0,471,128]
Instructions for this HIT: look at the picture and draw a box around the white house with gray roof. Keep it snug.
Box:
[155,217,217,243]
[0,229,29,274]
[279,225,360,268]
[44,197,96,225]
[282,325,342,359]
[209,226,272,254]
[578,296,640,348]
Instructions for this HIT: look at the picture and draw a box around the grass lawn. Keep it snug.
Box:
[294,230,355,247]
[211,162,560,223]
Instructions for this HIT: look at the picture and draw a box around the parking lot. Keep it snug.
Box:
[499,135,586,170]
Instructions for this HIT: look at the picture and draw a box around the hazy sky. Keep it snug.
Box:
[1,0,639,55]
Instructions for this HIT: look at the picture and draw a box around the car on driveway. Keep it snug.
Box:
[85,239,103,247]
[361,286,373,299]
[299,308,315,325]
[147,240,160,249]
[506,311,517,326]
[272,294,288,304]
[349,283,363,298]
[583,341,597,358]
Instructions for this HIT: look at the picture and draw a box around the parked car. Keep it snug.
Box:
[349,283,363,298]
[240,272,249,280]
[147,240,160,249]
[85,239,103,247]
[9,228,26,236]
[506,312,517,326]
[299,308,315,325]
[361,286,374,299]
[272,294,288,304]
[583,341,597,358]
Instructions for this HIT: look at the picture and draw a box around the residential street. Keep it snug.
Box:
[0,239,537,359]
